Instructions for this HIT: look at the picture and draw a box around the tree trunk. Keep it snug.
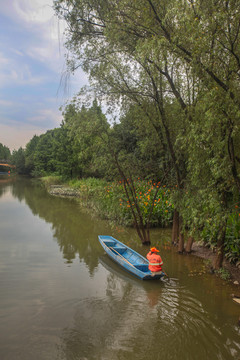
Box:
[140,224,151,246]
[171,210,179,245]
[213,224,226,270]
[178,232,185,253]
[178,216,184,253]
[185,236,194,253]
[133,220,150,246]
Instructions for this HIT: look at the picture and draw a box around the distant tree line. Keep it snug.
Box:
[0,143,11,161]
[11,100,167,181]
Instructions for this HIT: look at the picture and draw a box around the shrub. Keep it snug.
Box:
[69,178,174,227]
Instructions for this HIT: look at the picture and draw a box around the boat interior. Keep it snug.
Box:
[102,238,150,272]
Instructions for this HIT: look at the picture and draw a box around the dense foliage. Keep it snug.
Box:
[6,0,240,268]
[54,0,240,268]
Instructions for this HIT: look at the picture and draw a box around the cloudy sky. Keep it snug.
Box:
[0,0,88,151]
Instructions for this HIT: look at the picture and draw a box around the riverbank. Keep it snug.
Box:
[48,184,240,292]
[191,243,240,289]
[191,243,239,284]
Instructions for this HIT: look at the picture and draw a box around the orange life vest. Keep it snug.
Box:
[147,251,163,272]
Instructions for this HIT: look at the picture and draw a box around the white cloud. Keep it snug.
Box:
[1,0,86,87]
[0,55,47,88]
[10,49,24,57]
[0,52,9,65]
[13,0,54,24]
[0,0,89,150]
[26,43,64,73]
[27,107,62,127]
[1,0,67,71]
[1,0,54,25]
[0,99,15,107]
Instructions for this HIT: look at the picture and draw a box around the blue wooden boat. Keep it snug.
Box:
[98,235,165,280]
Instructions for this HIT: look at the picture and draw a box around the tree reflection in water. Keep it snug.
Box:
[0,174,16,198]
[1,177,239,360]
[4,177,104,274]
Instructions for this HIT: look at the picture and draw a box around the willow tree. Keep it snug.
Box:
[165,0,240,265]
[54,0,189,245]
[54,0,240,266]
[54,0,240,184]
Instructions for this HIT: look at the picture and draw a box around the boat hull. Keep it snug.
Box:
[98,235,165,280]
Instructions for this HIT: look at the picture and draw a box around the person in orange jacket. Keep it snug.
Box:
[147,247,163,273]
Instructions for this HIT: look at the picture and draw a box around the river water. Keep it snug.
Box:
[0,176,239,360]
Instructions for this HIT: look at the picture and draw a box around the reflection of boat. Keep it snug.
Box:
[98,235,165,280]
[99,254,142,285]
[99,255,163,307]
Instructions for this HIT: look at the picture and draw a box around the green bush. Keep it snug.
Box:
[199,209,240,265]
[216,268,231,281]
[69,178,174,227]
[225,211,240,264]
[41,175,64,187]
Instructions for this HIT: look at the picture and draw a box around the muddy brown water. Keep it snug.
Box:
[0,176,239,360]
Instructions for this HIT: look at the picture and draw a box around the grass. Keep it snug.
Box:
[40,175,64,187]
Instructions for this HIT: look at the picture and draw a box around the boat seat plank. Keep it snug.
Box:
[103,240,116,247]
[112,246,126,254]
[134,264,149,272]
